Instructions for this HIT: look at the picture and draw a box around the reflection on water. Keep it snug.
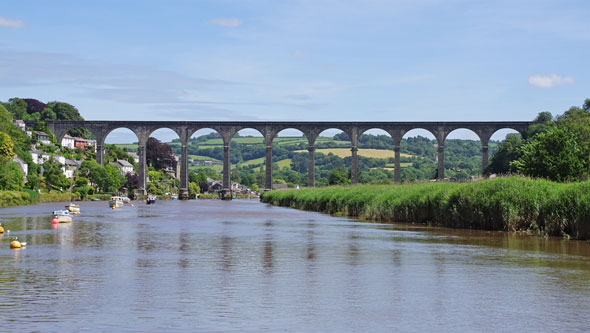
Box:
[1,200,590,331]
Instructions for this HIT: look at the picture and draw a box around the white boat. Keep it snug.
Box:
[121,196,131,204]
[109,196,124,208]
[66,203,80,214]
[52,210,73,223]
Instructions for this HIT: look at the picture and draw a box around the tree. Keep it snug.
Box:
[329,168,350,185]
[42,159,68,191]
[146,137,177,170]
[42,101,91,138]
[104,164,125,193]
[510,126,587,182]
[125,173,140,191]
[485,134,523,175]
[2,98,28,120]
[188,182,200,198]
[26,173,40,190]
[0,132,15,159]
[0,159,24,190]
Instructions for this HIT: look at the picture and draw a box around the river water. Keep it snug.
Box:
[0,200,589,332]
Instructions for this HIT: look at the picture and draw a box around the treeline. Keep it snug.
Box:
[486,98,590,181]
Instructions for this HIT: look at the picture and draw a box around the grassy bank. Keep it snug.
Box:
[261,177,590,239]
[0,190,72,208]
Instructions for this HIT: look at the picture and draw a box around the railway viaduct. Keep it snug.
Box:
[32,121,537,198]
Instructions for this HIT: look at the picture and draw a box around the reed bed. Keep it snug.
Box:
[261,177,590,239]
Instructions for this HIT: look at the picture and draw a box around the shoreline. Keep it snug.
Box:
[261,177,590,240]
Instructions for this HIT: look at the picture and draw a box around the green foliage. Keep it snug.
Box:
[0,191,30,207]
[0,132,15,159]
[42,158,68,191]
[261,177,590,239]
[511,126,587,182]
[188,182,200,198]
[104,144,136,167]
[0,159,24,190]
[329,168,350,185]
[485,134,522,175]
[26,173,40,190]
[78,159,124,193]
[0,105,33,165]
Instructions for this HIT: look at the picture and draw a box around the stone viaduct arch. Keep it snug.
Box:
[29,120,537,198]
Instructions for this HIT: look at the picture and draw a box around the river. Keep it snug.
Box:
[1,200,589,331]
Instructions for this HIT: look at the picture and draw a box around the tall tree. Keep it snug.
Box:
[510,126,587,182]
[146,137,177,170]
[485,134,522,175]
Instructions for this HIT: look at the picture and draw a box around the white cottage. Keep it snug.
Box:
[61,134,76,149]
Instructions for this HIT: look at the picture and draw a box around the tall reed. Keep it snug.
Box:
[261,177,590,239]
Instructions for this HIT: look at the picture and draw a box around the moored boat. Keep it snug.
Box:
[66,203,80,214]
[52,210,73,223]
[146,195,157,205]
[109,196,125,209]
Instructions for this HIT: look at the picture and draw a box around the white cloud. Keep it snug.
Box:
[0,16,26,28]
[528,74,575,88]
[208,18,242,27]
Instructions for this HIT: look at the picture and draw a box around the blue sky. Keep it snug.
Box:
[0,0,588,142]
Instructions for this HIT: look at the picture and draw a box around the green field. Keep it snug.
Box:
[189,155,221,162]
[239,157,291,168]
[295,148,412,159]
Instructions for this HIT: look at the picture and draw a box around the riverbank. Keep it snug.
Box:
[0,190,71,208]
[261,177,590,239]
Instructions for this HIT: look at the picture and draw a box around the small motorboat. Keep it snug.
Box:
[66,203,80,214]
[109,196,125,209]
[52,210,73,223]
[121,196,131,204]
[146,195,157,205]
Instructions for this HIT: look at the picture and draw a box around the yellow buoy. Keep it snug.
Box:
[10,239,21,249]
[0,224,4,233]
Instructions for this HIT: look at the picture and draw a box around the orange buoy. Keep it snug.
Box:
[52,218,58,224]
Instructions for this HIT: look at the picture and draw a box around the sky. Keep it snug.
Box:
[0,0,588,142]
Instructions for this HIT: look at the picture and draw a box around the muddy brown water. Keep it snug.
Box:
[1,200,589,331]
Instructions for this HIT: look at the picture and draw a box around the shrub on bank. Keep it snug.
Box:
[0,190,72,207]
[0,191,30,207]
[260,177,590,239]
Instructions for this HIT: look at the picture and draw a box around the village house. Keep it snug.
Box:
[12,119,25,131]
[110,158,134,175]
[127,152,139,163]
[64,159,81,179]
[209,180,223,192]
[29,148,51,165]
[13,120,33,137]
[35,131,51,145]
[74,137,97,152]
[61,134,76,149]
